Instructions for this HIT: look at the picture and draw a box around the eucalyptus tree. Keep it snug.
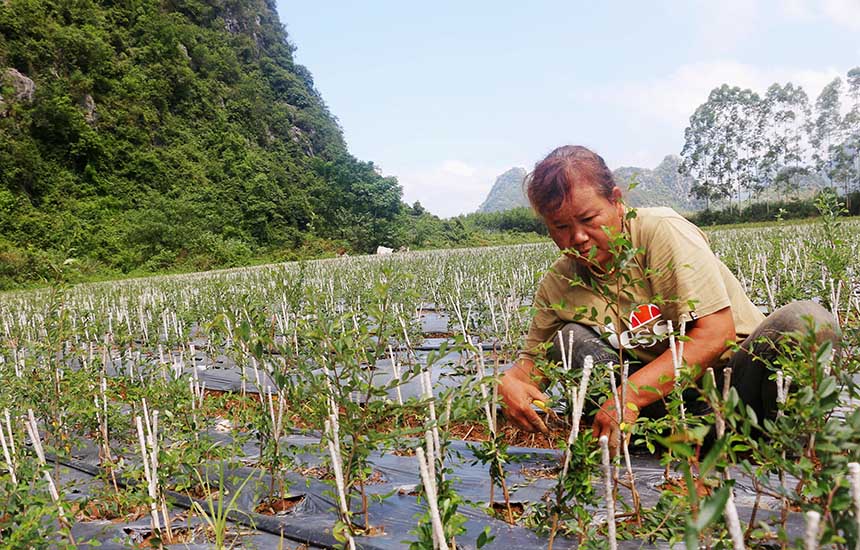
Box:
[839,68,860,208]
[810,77,844,183]
[680,84,761,210]
[759,83,812,198]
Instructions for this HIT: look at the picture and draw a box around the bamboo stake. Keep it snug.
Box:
[776,370,791,531]
[388,345,403,406]
[475,346,494,434]
[599,435,618,550]
[416,446,447,550]
[135,415,161,533]
[324,419,355,550]
[804,510,820,550]
[617,360,640,519]
[667,320,686,421]
[25,411,70,528]
[95,377,118,492]
[848,462,860,550]
[421,370,441,462]
[724,491,746,550]
[0,410,16,485]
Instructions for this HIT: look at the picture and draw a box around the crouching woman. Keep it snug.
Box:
[498,145,839,453]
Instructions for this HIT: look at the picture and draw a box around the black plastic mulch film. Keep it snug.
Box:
[36,310,805,549]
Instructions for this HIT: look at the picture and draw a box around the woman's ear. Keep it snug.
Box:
[610,186,623,203]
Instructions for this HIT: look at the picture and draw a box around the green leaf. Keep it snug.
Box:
[477,526,495,548]
[699,436,727,476]
[684,525,699,550]
[694,484,731,531]
[818,376,838,399]
[653,434,695,458]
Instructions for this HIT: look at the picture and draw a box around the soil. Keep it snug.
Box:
[124,526,195,547]
[255,495,305,516]
[420,332,454,339]
[370,411,571,449]
[72,497,149,522]
[203,389,577,451]
[183,483,219,501]
[518,465,560,480]
[490,501,526,522]
[292,465,387,486]
[204,389,265,417]
[658,474,712,498]
[294,464,332,479]
[363,469,387,485]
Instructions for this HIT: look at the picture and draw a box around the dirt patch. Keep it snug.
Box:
[204,389,265,417]
[658,475,711,498]
[294,464,332,479]
[123,526,195,547]
[490,501,526,523]
[421,332,454,339]
[183,483,219,501]
[73,497,148,523]
[293,465,386,485]
[255,495,305,516]
[518,465,559,480]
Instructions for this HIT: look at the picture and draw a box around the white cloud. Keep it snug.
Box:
[697,0,761,54]
[439,160,476,178]
[593,61,844,132]
[778,0,860,29]
[779,0,815,19]
[576,61,846,168]
[383,160,511,218]
[822,0,860,29]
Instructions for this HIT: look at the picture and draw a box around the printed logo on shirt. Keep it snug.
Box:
[597,303,671,350]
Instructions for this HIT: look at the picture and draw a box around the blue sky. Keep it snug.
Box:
[276,1,860,217]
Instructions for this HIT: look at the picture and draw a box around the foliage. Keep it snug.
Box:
[0,0,408,288]
[680,69,860,211]
[687,191,860,226]
[0,215,859,548]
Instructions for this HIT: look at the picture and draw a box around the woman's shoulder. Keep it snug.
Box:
[631,206,687,226]
[631,207,704,242]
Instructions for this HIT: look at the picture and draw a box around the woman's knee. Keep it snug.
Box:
[763,300,839,340]
[549,322,616,367]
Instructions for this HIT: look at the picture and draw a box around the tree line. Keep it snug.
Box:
[679,68,860,210]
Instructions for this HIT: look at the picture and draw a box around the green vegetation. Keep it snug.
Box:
[0,0,562,291]
[3,0,522,289]
[1,216,858,548]
[688,190,860,226]
[680,71,860,210]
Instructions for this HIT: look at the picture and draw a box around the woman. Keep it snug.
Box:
[498,145,837,454]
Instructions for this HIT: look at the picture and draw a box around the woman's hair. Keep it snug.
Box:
[525,145,618,217]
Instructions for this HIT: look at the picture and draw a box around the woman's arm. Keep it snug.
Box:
[592,306,736,453]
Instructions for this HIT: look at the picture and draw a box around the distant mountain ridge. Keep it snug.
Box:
[615,155,705,212]
[476,155,705,214]
[476,167,527,213]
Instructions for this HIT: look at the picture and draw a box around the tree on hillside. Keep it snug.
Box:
[838,68,860,209]
[759,83,811,197]
[680,85,760,210]
[810,78,843,182]
[681,67,860,215]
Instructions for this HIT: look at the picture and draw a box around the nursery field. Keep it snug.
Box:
[1,213,859,549]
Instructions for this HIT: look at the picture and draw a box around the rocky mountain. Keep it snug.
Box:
[0,0,404,286]
[475,156,705,214]
[615,155,705,213]
[476,167,527,213]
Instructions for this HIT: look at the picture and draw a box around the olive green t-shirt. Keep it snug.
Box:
[521,207,765,364]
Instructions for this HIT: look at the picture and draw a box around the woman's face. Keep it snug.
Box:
[543,183,624,272]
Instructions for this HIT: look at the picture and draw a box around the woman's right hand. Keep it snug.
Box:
[497,361,551,435]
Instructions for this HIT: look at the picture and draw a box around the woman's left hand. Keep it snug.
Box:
[591,398,639,456]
